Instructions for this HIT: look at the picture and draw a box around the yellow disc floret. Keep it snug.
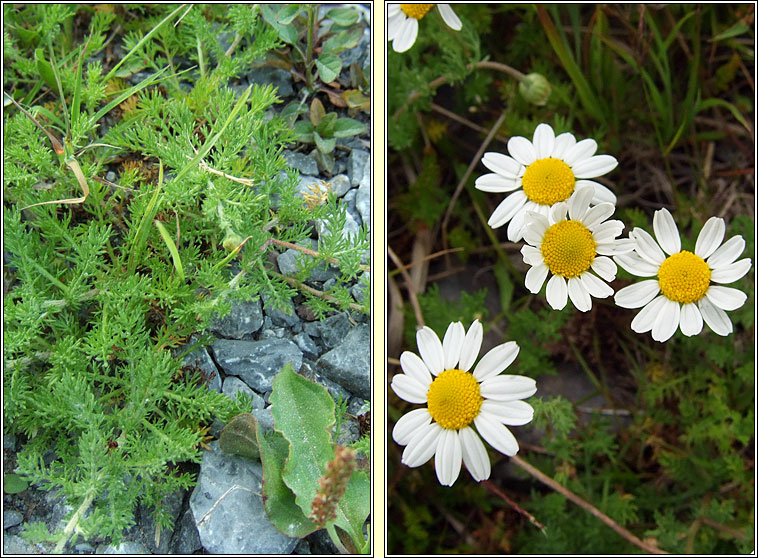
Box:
[541,220,597,278]
[657,250,711,304]
[522,158,576,205]
[401,4,435,19]
[426,369,482,430]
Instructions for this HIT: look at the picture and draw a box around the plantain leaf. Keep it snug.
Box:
[218,413,260,461]
[270,364,369,547]
[257,426,318,538]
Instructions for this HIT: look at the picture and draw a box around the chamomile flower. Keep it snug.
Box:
[614,208,751,342]
[391,320,536,486]
[388,4,462,53]
[476,123,619,242]
[520,184,634,312]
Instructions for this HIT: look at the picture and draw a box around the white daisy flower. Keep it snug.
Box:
[388,4,462,53]
[391,320,536,486]
[476,123,619,242]
[614,208,752,342]
[520,184,634,312]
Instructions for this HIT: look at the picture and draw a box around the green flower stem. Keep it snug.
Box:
[325,523,349,554]
[305,4,316,89]
[53,489,96,553]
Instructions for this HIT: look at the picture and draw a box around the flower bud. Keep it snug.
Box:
[222,232,244,252]
[519,73,551,106]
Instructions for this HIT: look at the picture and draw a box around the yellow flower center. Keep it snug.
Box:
[541,220,597,278]
[657,250,711,304]
[426,369,482,430]
[522,158,576,206]
[401,4,435,19]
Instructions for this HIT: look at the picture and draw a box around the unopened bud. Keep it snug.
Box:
[222,232,244,252]
[519,73,551,106]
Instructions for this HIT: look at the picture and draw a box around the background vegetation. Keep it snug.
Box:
[387,4,754,554]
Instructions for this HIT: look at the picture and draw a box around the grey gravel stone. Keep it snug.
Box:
[75,542,95,553]
[212,339,303,393]
[222,376,266,410]
[351,273,369,303]
[3,534,47,554]
[283,150,319,176]
[105,171,117,182]
[137,489,184,554]
[3,510,23,529]
[252,406,275,433]
[101,541,150,554]
[303,321,321,338]
[263,295,300,328]
[190,441,298,554]
[293,332,320,359]
[294,539,312,554]
[316,324,370,400]
[169,508,203,555]
[356,175,370,231]
[182,346,222,392]
[247,67,293,97]
[348,150,369,186]
[316,205,361,239]
[3,433,16,451]
[348,396,370,415]
[343,188,362,227]
[335,419,360,447]
[330,174,352,197]
[318,313,352,349]
[313,372,353,403]
[211,299,264,340]
[277,240,339,283]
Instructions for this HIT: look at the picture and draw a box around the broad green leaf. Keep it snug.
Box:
[314,131,336,154]
[341,90,370,111]
[257,427,317,538]
[218,413,260,461]
[333,117,366,138]
[270,364,370,546]
[292,120,315,142]
[323,28,363,54]
[310,97,326,127]
[313,149,335,175]
[315,53,342,84]
[261,4,298,44]
[270,363,334,517]
[316,112,337,138]
[4,474,28,494]
[277,4,301,24]
[327,7,360,27]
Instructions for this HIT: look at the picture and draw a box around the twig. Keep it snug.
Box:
[511,455,668,554]
[430,102,510,144]
[392,61,525,122]
[269,271,365,313]
[441,111,508,254]
[387,246,425,328]
[481,480,545,531]
[387,247,464,276]
[700,517,748,541]
[267,238,370,273]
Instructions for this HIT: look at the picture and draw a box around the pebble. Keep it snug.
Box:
[318,312,352,349]
[283,150,319,176]
[210,299,264,340]
[246,67,294,97]
[212,338,303,393]
[317,324,370,400]
[222,376,266,410]
[182,345,222,392]
[3,510,23,529]
[355,176,371,231]
[348,150,370,187]
[189,442,298,554]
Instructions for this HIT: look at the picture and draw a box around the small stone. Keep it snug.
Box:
[252,406,275,434]
[335,419,360,446]
[3,510,23,529]
[303,321,321,337]
[137,489,185,554]
[356,177,370,231]
[316,324,370,400]
[170,509,203,555]
[182,346,222,393]
[318,313,351,349]
[297,305,319,323]
[75,542,95,553]
[294,539,312,554]
[283,150,319,176]
[247,67,293,97]
[190,442,297,554]
[3,433,16,451]
[329,174,352,197]
[222,377,266,410]
[102,541,150,554]
[295,175,329,200]
[313,372,353,403]
[347,150,370,187]
[351,273,369,303]
[348,396,370,416]
[262,295,300,328]
[293,333,320,360]
[212,339,303,393]
[210,299,264,340]
[105,171,117,182]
